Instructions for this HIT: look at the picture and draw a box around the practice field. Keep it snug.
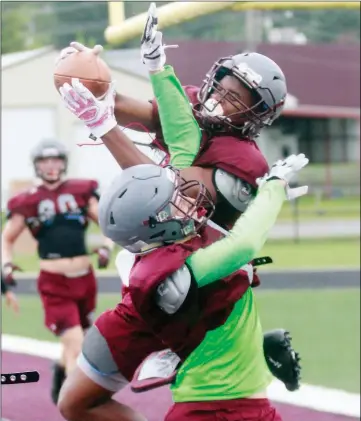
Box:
[2,288,360,393]
[8,237,361,273]
[259,237,360,270]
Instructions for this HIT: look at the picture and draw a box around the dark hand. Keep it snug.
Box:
[2,263,22,287]
[93,246,111,269]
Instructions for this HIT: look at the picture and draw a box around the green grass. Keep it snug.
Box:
[258,237,360,270]
[10,237,360,273]
[2,290,360,393]
[256,289,360,393]
[2,294,120,342]
[278,195,360,220]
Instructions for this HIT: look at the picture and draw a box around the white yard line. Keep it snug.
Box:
[2,334,360,418]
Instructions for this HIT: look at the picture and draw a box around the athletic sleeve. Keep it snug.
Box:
[149,65,201,169]
[186,180,286,288]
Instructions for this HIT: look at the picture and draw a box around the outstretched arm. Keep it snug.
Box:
[141,3,201,169]
[187,180,285,287]
[149,66,200,169]
[186,154,309,287]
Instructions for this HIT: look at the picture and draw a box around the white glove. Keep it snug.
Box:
[256,153,309,200]
[59,78,117,139]
[55,42,103,66]
[140,2,178,72]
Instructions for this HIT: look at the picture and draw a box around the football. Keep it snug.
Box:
[54,50,111,98]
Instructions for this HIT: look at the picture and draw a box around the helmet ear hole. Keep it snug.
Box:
[110,212,116,225]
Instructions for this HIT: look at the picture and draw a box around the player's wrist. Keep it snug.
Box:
[149,66,165,75]
[266,176,287,187]
[88,117,118,139]
[2,262,13,275]
[3,261,13,268]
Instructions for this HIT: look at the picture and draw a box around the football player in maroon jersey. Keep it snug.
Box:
[1,140,114,404]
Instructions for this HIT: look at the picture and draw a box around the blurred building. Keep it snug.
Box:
[162,41,360,164]
[1,46,153,206]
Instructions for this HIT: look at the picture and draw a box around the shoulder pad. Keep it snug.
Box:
[6,189,37,218]
[214,169,255,212]
[194,136,269,187]
[155,264,191,314]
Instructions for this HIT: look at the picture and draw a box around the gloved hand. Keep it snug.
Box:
[2,262,22,287]
[256,153,309,200]
[263,329,302,392]
[140,2,178,72]
[93,246,111,269]
[55,42,103,66]
[59,78,117,139]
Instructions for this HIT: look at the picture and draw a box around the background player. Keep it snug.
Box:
[1,139,113,404]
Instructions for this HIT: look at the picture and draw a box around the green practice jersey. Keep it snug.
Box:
[171,288,272,402]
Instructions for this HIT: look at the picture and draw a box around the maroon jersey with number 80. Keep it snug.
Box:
[6,179,99,259]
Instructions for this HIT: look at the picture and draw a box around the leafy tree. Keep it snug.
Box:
[269,9,360,44]
[1,4,31,53]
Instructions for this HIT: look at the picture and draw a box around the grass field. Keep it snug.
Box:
[11,237,360,273]
[258,237,360,270]
[278,195,360,220]
[2,289,360,393]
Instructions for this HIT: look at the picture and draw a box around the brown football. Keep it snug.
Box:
[54,50,111,98]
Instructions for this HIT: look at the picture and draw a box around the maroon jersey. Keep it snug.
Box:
[6,179,99,259]
[124,230,253,360]
[151,85,269,233]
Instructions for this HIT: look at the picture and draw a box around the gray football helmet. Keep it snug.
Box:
[198,52,287,137]
[31,139,68,182]
[98,165,214,254]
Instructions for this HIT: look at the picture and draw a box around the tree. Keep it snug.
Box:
[1,4,31,53]
[269,9,360,44]
[50,2,109,49]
